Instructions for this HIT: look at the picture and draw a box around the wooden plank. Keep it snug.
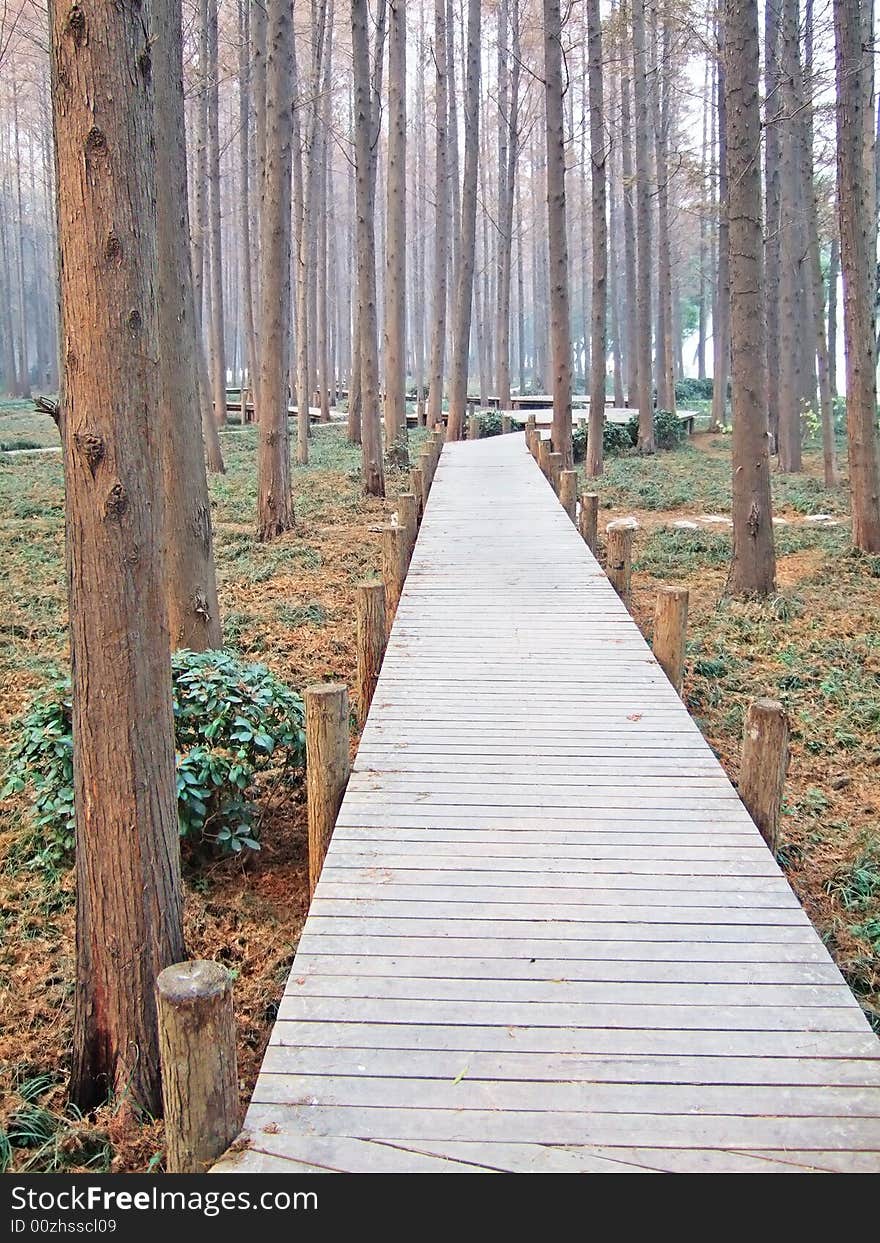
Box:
[270,1020,880,1059]
[283,973,855,1010]
[275,995,869,1033]
[243,1102,880,1151]
[251,1072,880,1118]
[260,1045,880,1087]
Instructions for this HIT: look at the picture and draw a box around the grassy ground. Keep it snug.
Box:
[0,420,417,1172]
[581,432,880,1037]
[0,415,877,1170]
[0,400,60,451]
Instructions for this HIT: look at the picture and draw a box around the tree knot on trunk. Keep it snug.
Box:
[74,428,105,474]
[85,127,109,166]
[104,482,128,519]
[66,4,86,48]
[748,501,761,538]
[126,308,143,338]
[105,232,122,263]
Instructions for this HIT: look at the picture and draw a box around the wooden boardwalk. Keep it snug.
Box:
[218,433,880,1175]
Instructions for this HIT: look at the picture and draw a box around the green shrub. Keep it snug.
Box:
[2,650,306,861]
[604,420,634,456]
[675,377,714,403]
[478,410,504,437]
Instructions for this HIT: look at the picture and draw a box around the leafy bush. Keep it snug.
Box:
[675,377,714,403]
[478,410,504,437]
[605,420,635,455]
[623,410,685,451]
[653,409,686,449]
[2,650,306,860]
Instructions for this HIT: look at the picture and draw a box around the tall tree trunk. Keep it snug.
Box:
[834,0,880,550]
[764,0,782,451]
[446,0,481,441]
[543,0,572,465]
[207,0,227,427]
[632,0,654,451]
[709,30,730,433]
[828,234,839,399]
[426,0,448,430]
[696,51,710,381]
[239,0,259,417]
[50,0,185,1113]
[777,0,805,472]
[724,0,777,596]
[352,0,386,494]
[495,0,519,412]
[620,0,638,408]
[802,0,836,487]
[383,0,408,463]
[256,0,295,539]
[155,0,222,650]
[586,0,606,476]
[651,5,675,414]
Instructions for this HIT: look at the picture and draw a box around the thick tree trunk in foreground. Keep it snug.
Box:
[586,0,606,477]
[834,0,880,551]
[256,0,295,540]
[632,0,654,452]
[154,0,221,650]
[620,1,639,408]
[50,0,185,1113]
[383,0,408,463]
[544,0,572,467]
[426,0,449,429]
[723,0,777,596]
[446,0,481,442]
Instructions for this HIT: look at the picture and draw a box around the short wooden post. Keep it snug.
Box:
[305,683,351,895]
[502,414,512,435]
[526,413,536,436]
[538,437,551,477]
[397,492,418,565]
[606,520,634,603]
[356,582,386,728]
[468,412,480,440]
[156,960,238,1174]
[559,470,577,521]
[381,523,408,622]
[740,699,789,853]
[410,466,425,520]
[418,443,433,491]
[431,428,444,463]
[547,451,563,492]
[579,492,599,552]
[653,586,689,695]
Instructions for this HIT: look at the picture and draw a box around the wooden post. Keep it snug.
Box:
[740,699,789,854]
[579,492,599,552]
[410,466,425,520]
[356,582,386,728]
[397,492,418,565]
[156,960,238,1174]
[381,523,408,622]
[653,586,689,695]
[559,469,578,522]
[502,414,512,434]
[538,437,551,477]
[526,413,536,436]
[468,412,480,440]
[606,520,634,603]
[547,451,563,491]
[305,683,350,895]
[418,443,433,491]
